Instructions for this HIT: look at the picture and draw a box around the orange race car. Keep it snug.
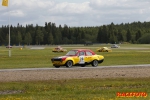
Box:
[97,47,112,52]
[52,46,67,52]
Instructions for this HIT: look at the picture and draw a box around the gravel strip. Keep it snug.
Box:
[0,66,150,82]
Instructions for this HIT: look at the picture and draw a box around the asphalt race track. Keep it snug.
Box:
[0,64,150,72]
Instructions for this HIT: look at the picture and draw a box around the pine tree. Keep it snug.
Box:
[126,29,131,42]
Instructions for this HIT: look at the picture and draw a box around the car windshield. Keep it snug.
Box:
[66,50,78,56]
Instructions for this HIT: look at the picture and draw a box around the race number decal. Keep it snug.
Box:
[79,56,85,64]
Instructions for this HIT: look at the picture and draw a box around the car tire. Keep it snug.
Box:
[91,60,98,67]
[81,64,86,67]
[66,60,73,68]
[55,66,60,68]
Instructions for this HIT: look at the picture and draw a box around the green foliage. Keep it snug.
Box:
[48,32,53,45]
[35,28,44,45]
[126,29,131,42]
[1,21,150,45]
[24,32,32,45]
[17,31,22,45]
[135,30,142,41]
[138,33,150,44]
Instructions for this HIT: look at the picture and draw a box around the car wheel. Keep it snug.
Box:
[55,66,60,68]
[92,60,98,67]
[81,64,86,67]
[66,60,73,68]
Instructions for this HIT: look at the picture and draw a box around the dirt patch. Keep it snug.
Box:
[0,66,150,82]
[0,90,22,95]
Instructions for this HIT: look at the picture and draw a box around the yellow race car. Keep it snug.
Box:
[52,46,67,52]
[97,47,112,52]
[51,49,104,68]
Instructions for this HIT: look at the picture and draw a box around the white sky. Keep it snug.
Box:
[1,0,150,27]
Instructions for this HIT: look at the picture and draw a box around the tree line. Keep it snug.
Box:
[0,21,150,46]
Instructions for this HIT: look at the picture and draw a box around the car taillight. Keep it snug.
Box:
[61,58,66,61]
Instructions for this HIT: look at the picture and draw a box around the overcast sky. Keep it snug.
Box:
[1,0,150,27]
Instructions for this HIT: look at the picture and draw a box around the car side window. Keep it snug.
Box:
[86,51,92,56]
[79,51,85,56]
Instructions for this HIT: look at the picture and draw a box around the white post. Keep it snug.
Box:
[8,23,11,57]
[2,0,11,57]
[8,0,11,57]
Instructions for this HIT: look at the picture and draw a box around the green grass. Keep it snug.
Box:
[99,51,150,66]
[0,78,149,100]
[0,44,150,69]
[0,44,150,100]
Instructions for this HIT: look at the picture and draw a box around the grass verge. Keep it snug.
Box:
[0,78,149,100]
[0,44,150,69]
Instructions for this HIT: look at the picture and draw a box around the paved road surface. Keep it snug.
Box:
[0,64,150,72]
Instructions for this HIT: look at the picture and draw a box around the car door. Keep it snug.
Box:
[70,50,80,64]
[78,51,85,64]
[84,51,93,63]
[73,56,80,64]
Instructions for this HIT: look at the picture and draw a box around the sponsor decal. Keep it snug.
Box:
[79,56,85,64]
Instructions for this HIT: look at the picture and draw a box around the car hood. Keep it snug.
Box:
[53,56,68,59]
[54,55,76,59]
[58,56,68,58]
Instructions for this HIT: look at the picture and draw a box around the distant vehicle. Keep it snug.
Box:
[51,49,104,68]
[97,47,112,52]
[52,46,67,52]
[111,44,120,48]
[6,45,12,48]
